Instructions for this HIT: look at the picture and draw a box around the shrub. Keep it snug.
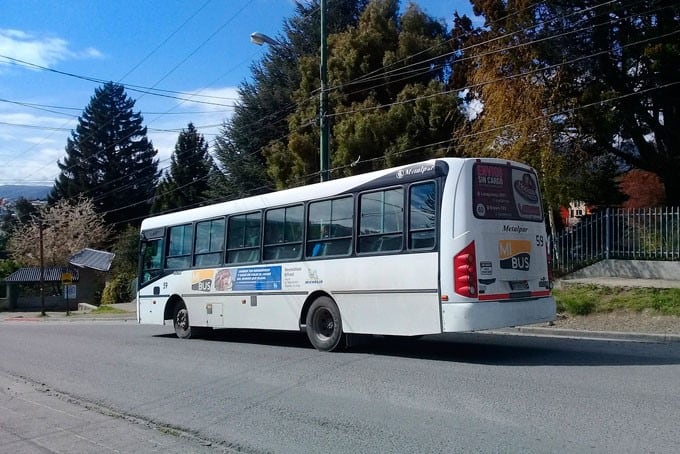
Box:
[101,272,135,305]
[563,298,596,316]
[553,286,597,315]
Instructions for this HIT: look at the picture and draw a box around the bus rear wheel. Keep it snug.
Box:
[306,297,343,352]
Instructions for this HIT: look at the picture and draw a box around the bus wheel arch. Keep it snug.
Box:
[167,296,210,339]
[300,290,331,330]
[304,294,344,352]
[164,295,184,322]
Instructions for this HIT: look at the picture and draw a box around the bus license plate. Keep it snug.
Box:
[509,280,529,291]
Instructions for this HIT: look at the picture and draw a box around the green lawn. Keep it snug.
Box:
[90,305,129,314]
[553,285,680,316]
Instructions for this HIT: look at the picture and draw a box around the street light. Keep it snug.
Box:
[250,32,280,47]
[250,0,330,182]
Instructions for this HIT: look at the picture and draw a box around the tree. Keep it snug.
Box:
[50,82,159,228]
[264,0,460,188]
[619,169,666,208]
[100,224,140,305]
[535,0,680,204]
[0,197,38,257]
[214,0,369,197]
[212,128,271,199]
[451,0,581,222]
[8,197,111,268]
[487,0,680,205]
[151,123,215,213]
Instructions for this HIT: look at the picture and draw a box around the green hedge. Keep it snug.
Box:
[101,272,136,305]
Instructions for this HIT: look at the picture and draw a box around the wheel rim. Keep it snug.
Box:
[176,308,189,331]
[313,308,334,339]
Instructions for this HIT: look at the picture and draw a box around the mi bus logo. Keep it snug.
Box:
[191,270,214,292]
[499,240,531,271]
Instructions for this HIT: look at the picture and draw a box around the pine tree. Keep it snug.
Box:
[214,0,369,198]
[50,82,159,228]
[151,123,215,213]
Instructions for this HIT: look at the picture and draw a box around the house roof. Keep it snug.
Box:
[2,248,115,283]
[69,248,115,272]
[4,267,80,283]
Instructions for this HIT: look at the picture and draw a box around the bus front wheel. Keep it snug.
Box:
[173,304,193,339]
[306,297,344,352]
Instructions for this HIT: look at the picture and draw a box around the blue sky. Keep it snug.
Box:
[0,0,474,186]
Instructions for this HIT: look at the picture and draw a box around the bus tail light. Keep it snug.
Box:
[454,242,478,298]
[546,242,553,285]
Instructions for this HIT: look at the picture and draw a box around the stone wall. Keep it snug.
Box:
[567,260,680,280]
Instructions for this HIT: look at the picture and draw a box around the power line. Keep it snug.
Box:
[4,0,675,224]
[3,0,257,188]
[99,80,679,228]
[109,5,679,216]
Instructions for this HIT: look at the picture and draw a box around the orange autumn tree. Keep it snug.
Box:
[618,170,665,209]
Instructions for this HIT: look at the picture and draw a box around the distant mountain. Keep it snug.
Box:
[0,185,51,201]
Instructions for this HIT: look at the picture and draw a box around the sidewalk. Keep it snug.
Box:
[0,302,137,323]
[0,371,222,453]
[556,276,680,289]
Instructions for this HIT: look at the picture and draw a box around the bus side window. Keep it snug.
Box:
[166,224,192,269]
[227,212,261,264]
[358,188,404,253]
[194,218,225,267]
[409,182,436,250]
[306,196,353,258]
[264,205,303,261]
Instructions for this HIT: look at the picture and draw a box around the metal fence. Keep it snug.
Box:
[551,207,680,275]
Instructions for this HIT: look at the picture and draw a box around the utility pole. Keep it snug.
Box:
[319,0,330,182]
[39,222,45,316]
[251,0,330,182]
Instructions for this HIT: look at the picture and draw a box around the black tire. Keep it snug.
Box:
[306,296,343,351]
[173,304,193,339]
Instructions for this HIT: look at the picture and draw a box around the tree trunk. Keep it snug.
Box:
[660,170,680,206]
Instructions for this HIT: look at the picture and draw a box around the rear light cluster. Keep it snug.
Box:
[546,243,553,284]
[454,242,478,298]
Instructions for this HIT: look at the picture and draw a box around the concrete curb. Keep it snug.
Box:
[493,326,680,343]
[1,313,137,323]
[4,312,678,343]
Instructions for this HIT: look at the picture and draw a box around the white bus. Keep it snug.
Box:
[137,158,555,351]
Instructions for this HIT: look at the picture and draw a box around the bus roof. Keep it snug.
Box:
[139,157,528,231]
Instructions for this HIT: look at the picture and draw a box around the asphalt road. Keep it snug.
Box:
[1,321,679,453]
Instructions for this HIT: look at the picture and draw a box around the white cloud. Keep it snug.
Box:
[0,28,103,69]
[0,109,73,184]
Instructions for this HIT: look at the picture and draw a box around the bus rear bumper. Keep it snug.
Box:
[441,297,556,332]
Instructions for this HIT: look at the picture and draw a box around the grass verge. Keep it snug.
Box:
[553,284,680,316]
[90,305,129,314]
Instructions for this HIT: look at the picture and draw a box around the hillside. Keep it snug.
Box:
[0,185,51,201]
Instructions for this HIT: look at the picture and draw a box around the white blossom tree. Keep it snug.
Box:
[8,197,111,267]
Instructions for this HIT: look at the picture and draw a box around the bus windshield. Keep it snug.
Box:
[140,238,163,284]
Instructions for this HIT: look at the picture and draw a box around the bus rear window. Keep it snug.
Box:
[472,163,543,221]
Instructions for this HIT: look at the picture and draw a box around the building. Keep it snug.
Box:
[0,248,114,311]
